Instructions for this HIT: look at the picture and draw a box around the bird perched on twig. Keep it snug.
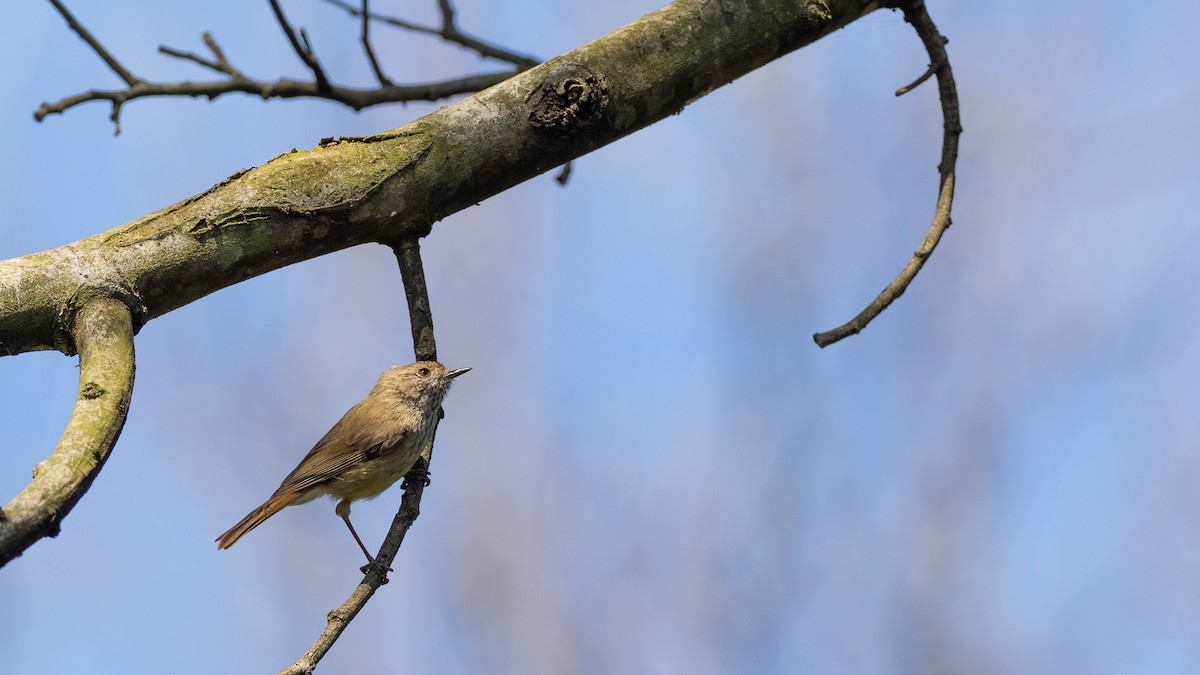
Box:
[216,361,470,568]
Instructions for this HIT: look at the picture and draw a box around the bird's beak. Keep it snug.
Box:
[445,367,471,379]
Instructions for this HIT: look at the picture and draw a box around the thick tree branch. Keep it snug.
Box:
[284,239,441,674]
[4,0,899,563]
[0,297,135,566]
[8,0,878,359]
[813,0,961,347]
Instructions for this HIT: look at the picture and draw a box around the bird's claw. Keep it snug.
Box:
[360,558,394,580]
[401,467,432,489]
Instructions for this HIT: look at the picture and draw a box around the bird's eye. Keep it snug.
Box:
[417,367,431,378]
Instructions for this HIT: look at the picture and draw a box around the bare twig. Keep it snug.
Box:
[394,240,439,362]
[281,474,429,675]
[894,60,936,96]
[35,71,515,125]
[37,0,530,130]
[46,0,140,86]
[319,0,540,69]
[813,0,961,347]
[45,0,143,134]
[283,239,442,674]
[157,46,221,73]
[555,160,573,186]
[159,32,244,78]
[202,32,234,72]
[0,297,135,567]
[268,0,331,91]
[359,0,392,86]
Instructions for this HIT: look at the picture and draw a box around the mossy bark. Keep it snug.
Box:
[0,0,880,356]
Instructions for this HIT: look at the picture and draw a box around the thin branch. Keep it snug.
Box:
[37,1,530,130]
[812,0,961,347]
[268,0,331,91]
[158,45,223,72]
[359,0,392,86]
[44,0,144,134]
[109,100,124,136]
[555,160,573,186]
[202,32,234,71]
[284,239,441,674]
[319,0,540,69]
[436,0,458,27]
[0,297,135,567]
[395,239,439,362]
[34,71,515,124]
[322,0,433,36]
[894,60,936,96]
[281,473,429,675]
[46,0,141,86]
[159,32,244,78]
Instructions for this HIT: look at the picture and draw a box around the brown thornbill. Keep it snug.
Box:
[215,361,470,567]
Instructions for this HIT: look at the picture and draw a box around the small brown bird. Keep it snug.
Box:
[216,361,470,565]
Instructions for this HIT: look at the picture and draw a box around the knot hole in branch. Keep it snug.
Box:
[527,64,609,134]
[801,1,833,29]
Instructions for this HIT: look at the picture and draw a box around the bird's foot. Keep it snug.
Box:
[360,557,394,581]
[401,466,432,489]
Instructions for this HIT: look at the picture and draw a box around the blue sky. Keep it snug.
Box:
[2,1,1200,673]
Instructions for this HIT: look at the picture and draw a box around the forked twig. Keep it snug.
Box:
[37,0,534,133]
[158,32,244,79]
[813,0,961,347]
[319,0,539,69]
[359,0,392,86]
[268,0,330,91]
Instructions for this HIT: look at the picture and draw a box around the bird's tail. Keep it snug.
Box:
[215,492,300,550]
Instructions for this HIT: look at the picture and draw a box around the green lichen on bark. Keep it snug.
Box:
[0,0,880,358]
[0,297,135,565]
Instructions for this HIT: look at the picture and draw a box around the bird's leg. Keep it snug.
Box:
[335,499,392,577]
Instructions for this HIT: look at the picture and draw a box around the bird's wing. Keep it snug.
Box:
[272,400,409,496]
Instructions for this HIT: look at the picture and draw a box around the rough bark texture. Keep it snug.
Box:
[0,0,880,357]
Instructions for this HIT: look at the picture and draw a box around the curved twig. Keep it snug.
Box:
[812,0,961,348]
[894,61,936,96]
[0,297,135,567]
[283,239,441,674]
